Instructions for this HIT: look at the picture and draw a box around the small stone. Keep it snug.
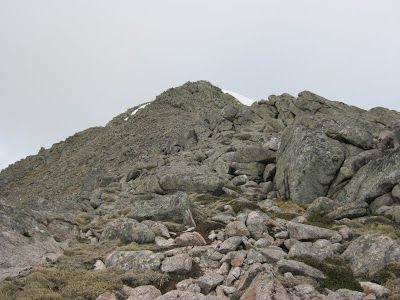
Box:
[231,175,248,186]
[96,292,117,300]
[94,259,106,271]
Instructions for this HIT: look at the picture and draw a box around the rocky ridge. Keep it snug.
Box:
[0,81,400,299]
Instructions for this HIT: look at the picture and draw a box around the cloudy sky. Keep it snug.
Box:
[1,1,400,170]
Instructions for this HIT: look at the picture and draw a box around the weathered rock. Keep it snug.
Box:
[246,211,270,239]
[342,234,400,276]
[258,247,287,263]
[128,192,195,225]
[263,164,276,182]
[360,282,391,300]
[370,193,394,213]
[304,197,337,220]
[392,184,400,201]
[161,254,192,274]
[233,144,276,163]
[231,175,248,186]
[175,232,207,247]
[215,236,243,254]
[239,273,290,300]
[275,126,345,204]
[333,151,400,204]
[326,289,366,300]
[196,272,225,294]
[94,259,106,271]
[96,292,117,300]
[124,285,162,300]
[326,201,369,220]
[277,259,327,280]
[158,164,227,194]
[287,221,342,242]
[156,290,225,300]
[231,162,265,179]
[288,240,341,260]
[105,250,163,271]
[100,218,155,244]
[225,221,250,237]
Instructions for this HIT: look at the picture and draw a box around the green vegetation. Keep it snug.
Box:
[0,240,167,300]
[370,262,400,300]
[74,212,92,226]
[305,213,334,229]
[293,256,362,292]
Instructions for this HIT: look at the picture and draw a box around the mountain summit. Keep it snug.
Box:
[1,81,400,299]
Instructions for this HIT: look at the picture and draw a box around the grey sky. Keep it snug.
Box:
[1,1,400,170]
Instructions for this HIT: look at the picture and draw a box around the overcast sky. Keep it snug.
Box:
[1,1,400,170]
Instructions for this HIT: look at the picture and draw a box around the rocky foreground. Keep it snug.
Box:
[1,81,400,299]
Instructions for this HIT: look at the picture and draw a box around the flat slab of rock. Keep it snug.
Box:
[287,222,342,242]
[105,250,163,271]
[277,259,327,280]
[161,254,192,274]
[215,236,243,254]
[196,272,225,294]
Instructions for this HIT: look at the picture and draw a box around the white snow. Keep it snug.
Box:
[222,89,254,106]
[124,103,150,121]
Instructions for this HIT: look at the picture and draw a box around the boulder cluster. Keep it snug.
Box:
[1,81,400,299]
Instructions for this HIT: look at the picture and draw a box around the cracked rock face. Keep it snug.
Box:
[1,81,400,299]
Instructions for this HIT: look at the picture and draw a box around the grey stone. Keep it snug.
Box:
[128,192,194,225]
[246,211,270,239]
[233,144,276,163]
[239,273,290,300]
[287,221,342,242]
[392,184,400,201]
[161,254,192,274]
[275,126,345,204]
[304,197,337,220]
[105,250,163,271]
[326,201,369,220]
[277,259,327,280]
[360,281,391,300]
[215,236,243,254]
[231,175,248,186]
[175,232,207,247]
[225,221,250,237]
[196,272,225,294]
[124,285,162,300]
[370,193,394,213]
[342,234,400,276]
[263,164,276,182]
[100,218,155,244]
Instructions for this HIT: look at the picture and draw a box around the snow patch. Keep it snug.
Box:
[124,103,150,121]
[222,89,254,106]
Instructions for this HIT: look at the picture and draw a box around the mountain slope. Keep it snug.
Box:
[1,81,400,299]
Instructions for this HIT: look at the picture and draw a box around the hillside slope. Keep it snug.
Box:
[1,81,400,299]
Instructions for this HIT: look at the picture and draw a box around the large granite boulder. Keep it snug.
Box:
[275,126,345,204]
